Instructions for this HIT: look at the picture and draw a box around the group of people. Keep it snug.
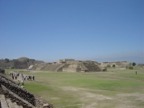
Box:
[9,72,35,86]
[10,72,35,81]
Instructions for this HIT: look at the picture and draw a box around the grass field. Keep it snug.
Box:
[7,68,144,108]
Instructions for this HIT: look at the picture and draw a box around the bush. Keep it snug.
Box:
[132,62,136,66]
[129,66,133,70]
[102,68,107,71]
[107,65,111,68]
[112,64,115,68]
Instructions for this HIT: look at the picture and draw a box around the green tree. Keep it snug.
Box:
[112,64,116,68]
[132,62,136,66]
[4,58,10,63]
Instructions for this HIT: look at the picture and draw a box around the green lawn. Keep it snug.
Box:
[6,68,144,108]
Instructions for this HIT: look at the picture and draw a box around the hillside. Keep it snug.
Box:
[0,57,44,69]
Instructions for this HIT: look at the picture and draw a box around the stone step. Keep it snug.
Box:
[6,98,23,108]
[0,95,24,108]
[6,98,15,108]
[0,94,9,108]
[1,85,35,108]
[13,102,19,108]
[19,105,23,108]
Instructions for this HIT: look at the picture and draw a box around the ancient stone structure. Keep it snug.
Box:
[0,70,53,108]
[100,61,129,68]
[33,59,101,72]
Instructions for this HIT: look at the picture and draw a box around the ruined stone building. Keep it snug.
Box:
[0,69,52,108]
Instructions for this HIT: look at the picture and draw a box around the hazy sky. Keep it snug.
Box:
[0,0,144,63]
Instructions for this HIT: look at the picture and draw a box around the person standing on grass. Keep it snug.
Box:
[135,71,137,75]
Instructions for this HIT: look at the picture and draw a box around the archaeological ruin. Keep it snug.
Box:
[0,69,53,108]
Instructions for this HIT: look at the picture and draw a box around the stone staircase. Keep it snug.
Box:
[0,72,53,108]
[0,94,23,108]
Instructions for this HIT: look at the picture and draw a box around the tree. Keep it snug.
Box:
[112,64,116,68]
[132,62,136,66]
[4,58,10,63]
[107,64,111,68]
[129,66,133,70]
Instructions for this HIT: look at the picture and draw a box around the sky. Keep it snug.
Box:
[0,0,144,63]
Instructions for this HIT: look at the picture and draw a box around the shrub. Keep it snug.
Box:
[129,66,133,70]
[132,62,136,66]
[102,68,107,71]
[112,64,115,68]
[107,65,111,68]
